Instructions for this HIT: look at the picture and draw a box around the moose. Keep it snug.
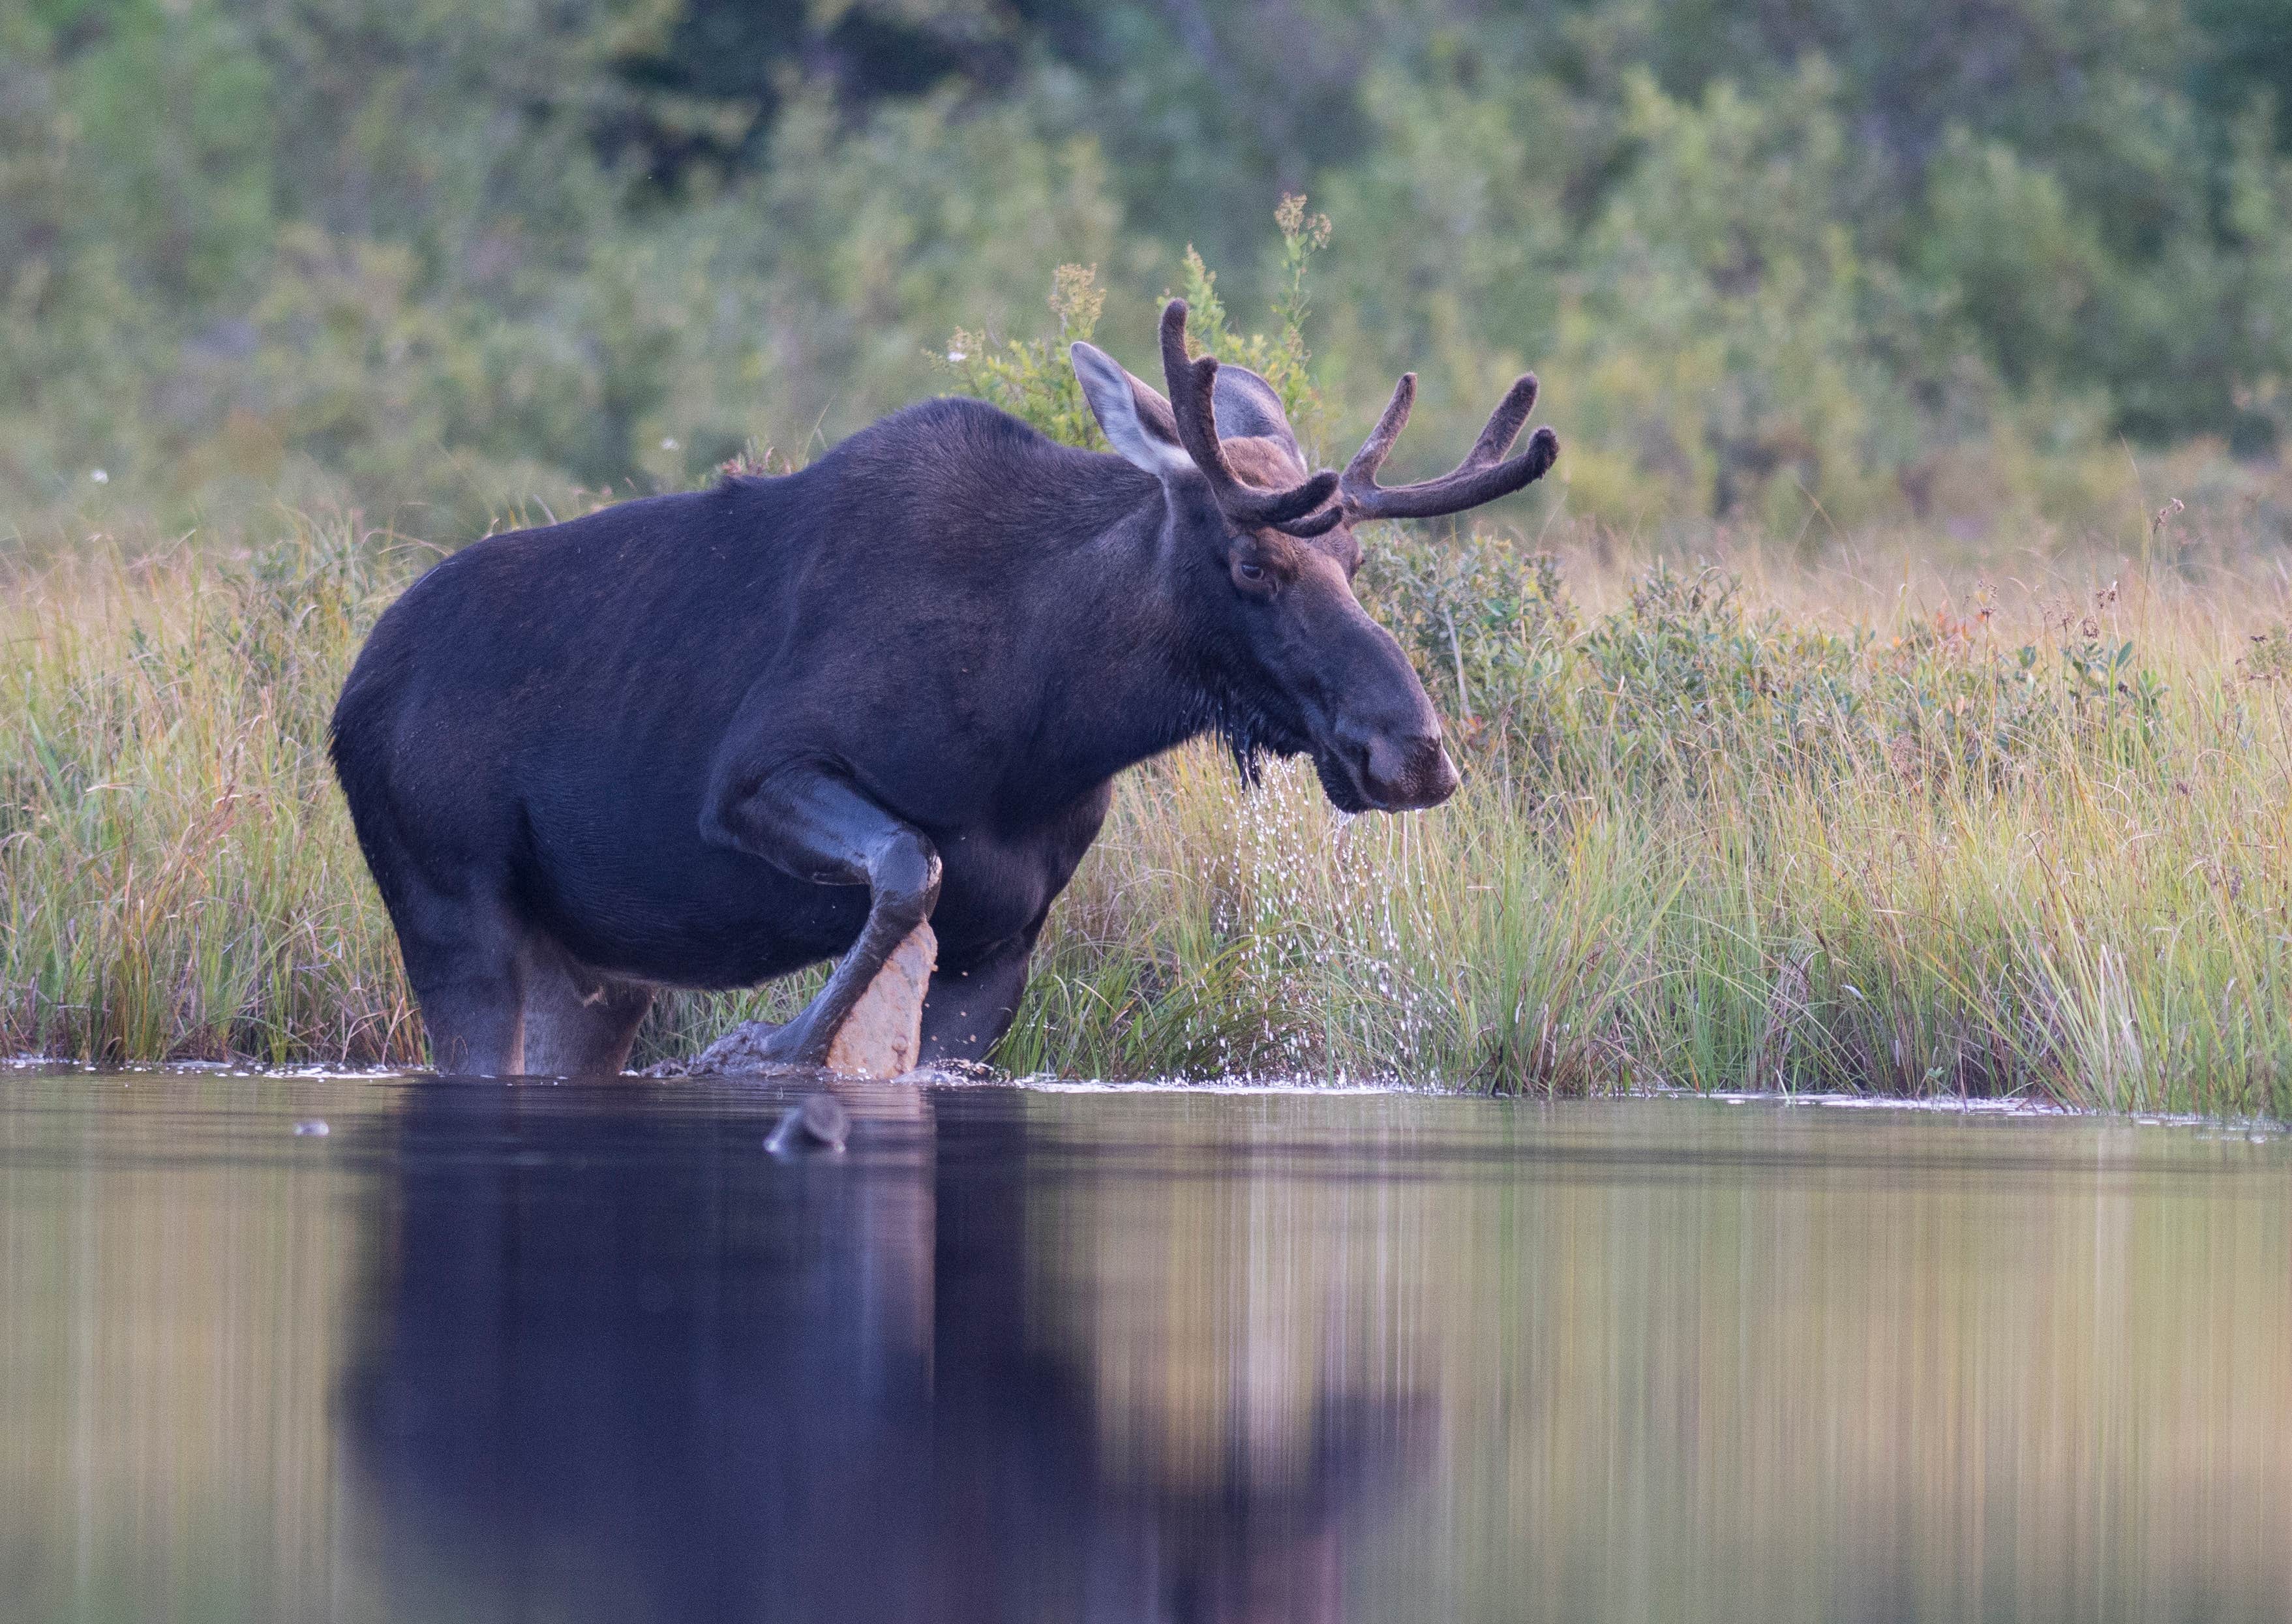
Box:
[331,301,1558,1075]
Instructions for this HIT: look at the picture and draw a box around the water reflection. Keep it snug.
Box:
[5,1076,2292,1622]
[342,1081,1430,1623]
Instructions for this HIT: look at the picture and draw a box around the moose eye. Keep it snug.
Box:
[1235,561,1267,584]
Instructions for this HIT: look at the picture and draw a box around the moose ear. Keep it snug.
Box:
[1070,342,1194,480]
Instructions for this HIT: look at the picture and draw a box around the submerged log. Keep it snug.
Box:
[825,921,935,1079]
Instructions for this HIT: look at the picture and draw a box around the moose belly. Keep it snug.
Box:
[526,839,871,991]
[517,790,1108,991]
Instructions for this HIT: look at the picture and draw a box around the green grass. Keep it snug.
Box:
[5,511,2289,1115]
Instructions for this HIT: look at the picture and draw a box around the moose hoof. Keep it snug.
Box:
[825,922,937,1080]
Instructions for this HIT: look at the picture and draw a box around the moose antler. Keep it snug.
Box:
[1339,372,1560,522]
[1158,301,1343,537]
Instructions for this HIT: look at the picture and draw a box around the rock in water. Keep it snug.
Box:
[824,921,935,1079]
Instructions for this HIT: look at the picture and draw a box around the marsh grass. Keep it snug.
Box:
[5,512,2290,1115]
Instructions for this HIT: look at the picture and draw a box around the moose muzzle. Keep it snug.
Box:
[1364,730,1461,810]
[1318,719,1460,813]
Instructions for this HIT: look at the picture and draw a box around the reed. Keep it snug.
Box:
[5,512,2287,1115]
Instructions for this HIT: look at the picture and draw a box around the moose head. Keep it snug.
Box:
[1070,299,1560,814]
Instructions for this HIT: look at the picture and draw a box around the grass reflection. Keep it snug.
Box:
[0,1077,382,1623]
[1016,1095,2292,1621]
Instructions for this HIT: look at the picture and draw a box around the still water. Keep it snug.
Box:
[3,1070,2289,1623]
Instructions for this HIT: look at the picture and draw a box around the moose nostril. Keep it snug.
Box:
[1364,734,1408,789]
[1365,733,1455,805]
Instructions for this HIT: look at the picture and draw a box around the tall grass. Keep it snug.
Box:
[5,512,2289,1115]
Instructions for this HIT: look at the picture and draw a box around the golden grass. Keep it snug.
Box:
[4,513,2288,1113]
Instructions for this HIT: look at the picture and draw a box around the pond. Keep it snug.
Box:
[4,1070,2289,1622]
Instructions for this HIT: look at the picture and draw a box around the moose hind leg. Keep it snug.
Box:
[387,880,528,1076]
[348,761,535,1075]
[520,942,655,1077]
[414,972,524,1077]
[702,766,941,1068]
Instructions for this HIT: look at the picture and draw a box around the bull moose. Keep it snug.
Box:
[330,301,1559,1075]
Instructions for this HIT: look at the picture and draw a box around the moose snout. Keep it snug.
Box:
[1363,730,1460,810]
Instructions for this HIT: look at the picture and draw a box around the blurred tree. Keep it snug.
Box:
[6,0,2292,532]
[2192,0,2292,151]
[601,0,1048,196]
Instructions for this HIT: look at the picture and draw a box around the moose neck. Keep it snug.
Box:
[1025,476,1232,803]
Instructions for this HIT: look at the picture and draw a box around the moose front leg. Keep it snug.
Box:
[702,766,941,1068]
[920,935,1037,1065]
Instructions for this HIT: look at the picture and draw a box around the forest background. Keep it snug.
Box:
[7,0,2292,545]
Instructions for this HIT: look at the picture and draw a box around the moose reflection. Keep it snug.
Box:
[342,1083,1431,1622]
